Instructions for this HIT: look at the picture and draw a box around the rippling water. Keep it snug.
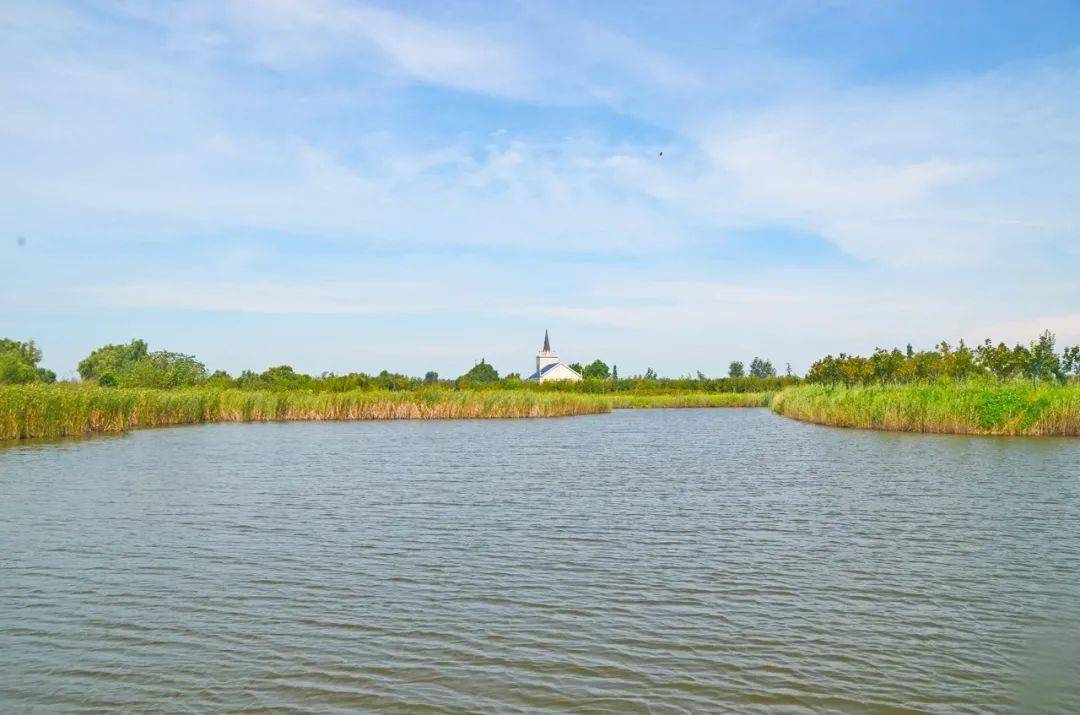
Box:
[2,409,1079,712]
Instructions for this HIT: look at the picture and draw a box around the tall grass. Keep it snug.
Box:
[0,386,773,442]
[0,385,613,442]
[770,382,1080,436]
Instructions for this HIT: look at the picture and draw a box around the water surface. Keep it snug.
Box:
[2,409,1079,712]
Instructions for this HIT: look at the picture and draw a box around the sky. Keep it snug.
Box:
[2,0,1079,379]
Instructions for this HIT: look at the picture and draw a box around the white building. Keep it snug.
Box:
[525,330,582,382]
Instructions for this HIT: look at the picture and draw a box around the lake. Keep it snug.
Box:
[2,409,1079,712]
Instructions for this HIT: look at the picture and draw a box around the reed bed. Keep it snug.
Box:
[0,386,776,442]
[0,385,613,442]
[770,382,1080,436]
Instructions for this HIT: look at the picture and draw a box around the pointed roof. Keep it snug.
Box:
[543,329,550,352]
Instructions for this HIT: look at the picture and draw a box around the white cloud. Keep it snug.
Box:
[74,281,442,315]
[689,55,1080,265]
[2,2,1078,376]
[217,0,533,98]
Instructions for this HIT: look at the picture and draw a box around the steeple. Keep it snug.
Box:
[543,329,550,352]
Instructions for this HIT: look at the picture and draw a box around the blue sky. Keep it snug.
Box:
[2,1,1079,379]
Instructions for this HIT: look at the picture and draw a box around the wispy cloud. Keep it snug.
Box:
[214,0,534,98]
[74,281,442,315]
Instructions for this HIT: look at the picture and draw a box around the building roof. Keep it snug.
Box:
[525,362,562,381]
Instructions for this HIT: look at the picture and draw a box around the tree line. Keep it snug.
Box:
[11,331,1074,392]
[0,337,793,393]
[805,331,1080,386]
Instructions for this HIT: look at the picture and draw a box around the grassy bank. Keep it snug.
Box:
[770,382,1080,436]
[0,386,771,442]
[0,385,615,442]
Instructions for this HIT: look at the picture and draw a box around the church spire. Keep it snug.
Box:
[543,329,550,352]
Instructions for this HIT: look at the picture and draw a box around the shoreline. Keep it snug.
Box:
[6,382,1080,443]
[769,383,1080,437]
[0,386,767,443]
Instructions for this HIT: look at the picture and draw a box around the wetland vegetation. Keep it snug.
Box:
[2,331,1079,441]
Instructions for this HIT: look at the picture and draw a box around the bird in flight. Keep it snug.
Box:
[658,151,663,157]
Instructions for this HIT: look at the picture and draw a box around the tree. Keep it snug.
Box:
[125,351,207,388]
[749,357,776,378]
[0,338,55,384]
[644,367,658,380]
[0,352,39,384]
[869,348,904,383]
[260,365,313,391]
[206,370,235,388]
[423,371,439,384]
[728,361,745,378]
[0,338,42,366]
[582,359,610,379]
[696,370,707,381]
[1063,346,1080,378]
[373,370,414,391]
[785,362,792,377]
[568,362,584,375]
[78,339,149,382]
[460,359,499,383]
[611,365,618,380]
[1025,330,1062,384]
[942,339,979,381]
[976,339,1016,381]
[806,355,843,385]
[230,370,259,389]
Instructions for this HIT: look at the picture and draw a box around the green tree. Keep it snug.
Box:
[0,338,42,366]
[749,357,776,378]
[235,370,263,389]
[0,352,39,384]
[1063,345,1080,378]
[460,359,499,383]
[78,339,149,382]
[206,370,235,388]
[582,359,610,379]
[424,371,439,384]
[568,362,584,375]
[728,361,745,378]
[260,365,314,390]
[976,339,1016,380]
[372,370,416,391]
[644,367,658,380]
[1025,330,1062,384]
[869,348,904,383]
[0,338,55,384]
[941,339,979,380]
[839,354,871,386]
[611,365,618,379]
[806,355,843,384]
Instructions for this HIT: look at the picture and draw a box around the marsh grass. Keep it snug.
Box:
[0,386,775,442]
[0,386,616,441]
[770,382,1080,436]
[0,386,777,442]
